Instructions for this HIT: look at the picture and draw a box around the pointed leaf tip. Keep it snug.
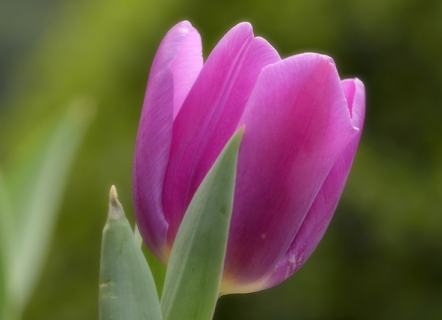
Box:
[100,186,162,320]
[109,185,118,201]
[108,185,124,220]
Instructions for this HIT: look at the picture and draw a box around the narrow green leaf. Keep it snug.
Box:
[5,98,95,313]
[0,168,14,320]
[143,246,167,298]
[135,224,167,297]
[134,224,143,247]
[160,128,244,320]
[0,167,13,271]
[99,186,162,320]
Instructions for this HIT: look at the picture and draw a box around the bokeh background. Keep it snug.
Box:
[1,0,442,319]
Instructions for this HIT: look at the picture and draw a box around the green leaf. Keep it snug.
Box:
[135,224,167,297]
[160,128,244,320]
[0,168,13,255]
[5,98,94,314]
[0,168,13,320]
[143,246,167,298]
[0,167,13,272]
[99,186,162,320]
[135,226,167,298]
[134,224,143,248]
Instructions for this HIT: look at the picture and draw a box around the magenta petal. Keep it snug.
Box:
[162,23,280,246]
[246,78,366,292]
[221,54,359,292]
[171,25,203,119]
[133,21,202,263]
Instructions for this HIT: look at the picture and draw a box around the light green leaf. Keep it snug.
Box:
[135,225,167,298]
[99,186,162,320]
[160,128,244,320]
[0,168,13,270]
[134,224,167,297]
[5,97,94,314]
[134,224,143,247]
[143,246,167,298]
[0,168,13,320]
[0,168,13,260]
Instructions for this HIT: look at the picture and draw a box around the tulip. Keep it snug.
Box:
[133,21,365,295]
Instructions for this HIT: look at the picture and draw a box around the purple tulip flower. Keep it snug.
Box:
[133,21,365,294]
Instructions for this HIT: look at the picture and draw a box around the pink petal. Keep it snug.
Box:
[221,54,359,293]
[162,23,280,247]
[133,21,202,263]
[171,25,203,119]
[233,78,366,293]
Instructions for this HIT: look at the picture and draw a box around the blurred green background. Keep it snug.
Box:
[1,0,442,319]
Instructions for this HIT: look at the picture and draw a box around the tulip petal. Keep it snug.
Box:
[170,25,203,119]
[133,21,202,263]
[230,78,366,293]
[162,23,280,247]
[221,54,359,293]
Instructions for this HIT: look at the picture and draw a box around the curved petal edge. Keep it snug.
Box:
[133,21,202,263]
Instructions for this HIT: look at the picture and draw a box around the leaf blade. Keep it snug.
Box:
[160,128,244,320]
[6,98,94,311]
[99,186,162,320]
[0,168,14,320]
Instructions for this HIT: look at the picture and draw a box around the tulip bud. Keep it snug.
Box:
[133,21,365,294]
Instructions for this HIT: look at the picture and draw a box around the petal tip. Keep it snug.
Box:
[232,21,254,35]
[172,20,199,36]
[321,54,336,66]
[176,20,192,28]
